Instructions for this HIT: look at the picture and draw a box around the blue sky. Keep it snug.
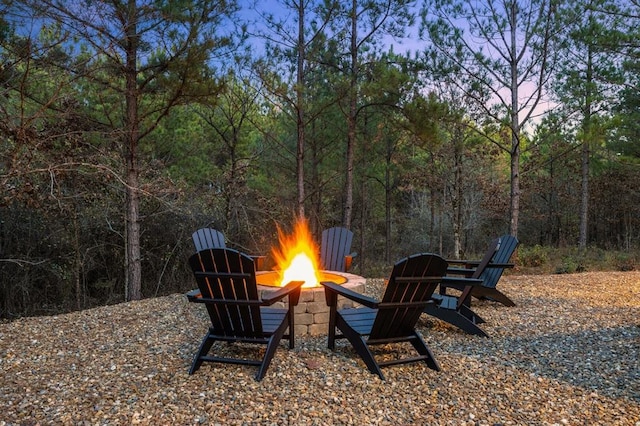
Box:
[241,0,425,57]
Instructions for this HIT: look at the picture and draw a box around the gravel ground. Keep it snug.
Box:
[1,271,639,425]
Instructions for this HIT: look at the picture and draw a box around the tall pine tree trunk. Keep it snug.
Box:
[579,45,593,250]
[343,0,357,229]
[124,0,142,301]
[296,0,306,219]
[452,126,463,259]
[508,1,521,238]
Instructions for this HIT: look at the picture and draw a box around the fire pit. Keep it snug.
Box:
[256,270,366,336]
[258,218,366,336]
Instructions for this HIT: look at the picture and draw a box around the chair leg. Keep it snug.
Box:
[255,319,290,381]
[288,308,295,349]
[325,288,338,350]
[327,328,336,350]
[337,315,385,380]
[472,288,516,307]
[423,304,488,337]
[409,332,440,371]
[459,304,486,324]
[189,331,216,375]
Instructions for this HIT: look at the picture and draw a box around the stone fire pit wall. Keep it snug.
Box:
[258,272,366,336]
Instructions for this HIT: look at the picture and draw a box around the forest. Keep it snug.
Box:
[0,0,638,319]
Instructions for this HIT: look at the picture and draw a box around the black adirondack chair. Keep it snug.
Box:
[192,228,265,270]
[321,253,448,380]
[441,235,519,307]
[321,227,357,272]
[423,240,499,337]
[186,248,303,381]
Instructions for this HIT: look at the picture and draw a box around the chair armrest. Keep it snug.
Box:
[442,277,484,287]
[344,253,357,272]
[446,259,481,266]
[321,281,378,309]
[186,282,303,307]
[486,262,515,269]
[250,255,267,271]
[446,266,477,277]
[261,280,304,306]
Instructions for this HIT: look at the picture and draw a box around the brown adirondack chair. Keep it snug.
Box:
[321,227,357,272]
[186,248,303,381]
[442,235,519,307]
[321,253,448,380]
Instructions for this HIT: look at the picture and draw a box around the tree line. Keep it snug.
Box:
[0,0,638,319]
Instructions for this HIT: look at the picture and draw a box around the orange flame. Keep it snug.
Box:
[271,217,322,288]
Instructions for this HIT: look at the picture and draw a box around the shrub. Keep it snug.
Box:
[608,252,636,271]
[555,259,586,274]
[555,249,588,274]
[519,245,549,267]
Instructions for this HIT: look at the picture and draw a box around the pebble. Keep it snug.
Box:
[0,271,638,425]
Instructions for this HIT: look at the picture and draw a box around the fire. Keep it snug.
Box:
[271,218,322,288]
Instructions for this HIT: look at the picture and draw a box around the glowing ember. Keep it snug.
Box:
[271,218,322,288]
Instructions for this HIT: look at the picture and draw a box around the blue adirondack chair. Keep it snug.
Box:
[320,227,357,272]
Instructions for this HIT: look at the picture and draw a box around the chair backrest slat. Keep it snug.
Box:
[321,227,353,272]
[478,235,519,288]
[371,253,448,339]
[471,237,501,279]
[189,248,262,337]
[192,228,226,252]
